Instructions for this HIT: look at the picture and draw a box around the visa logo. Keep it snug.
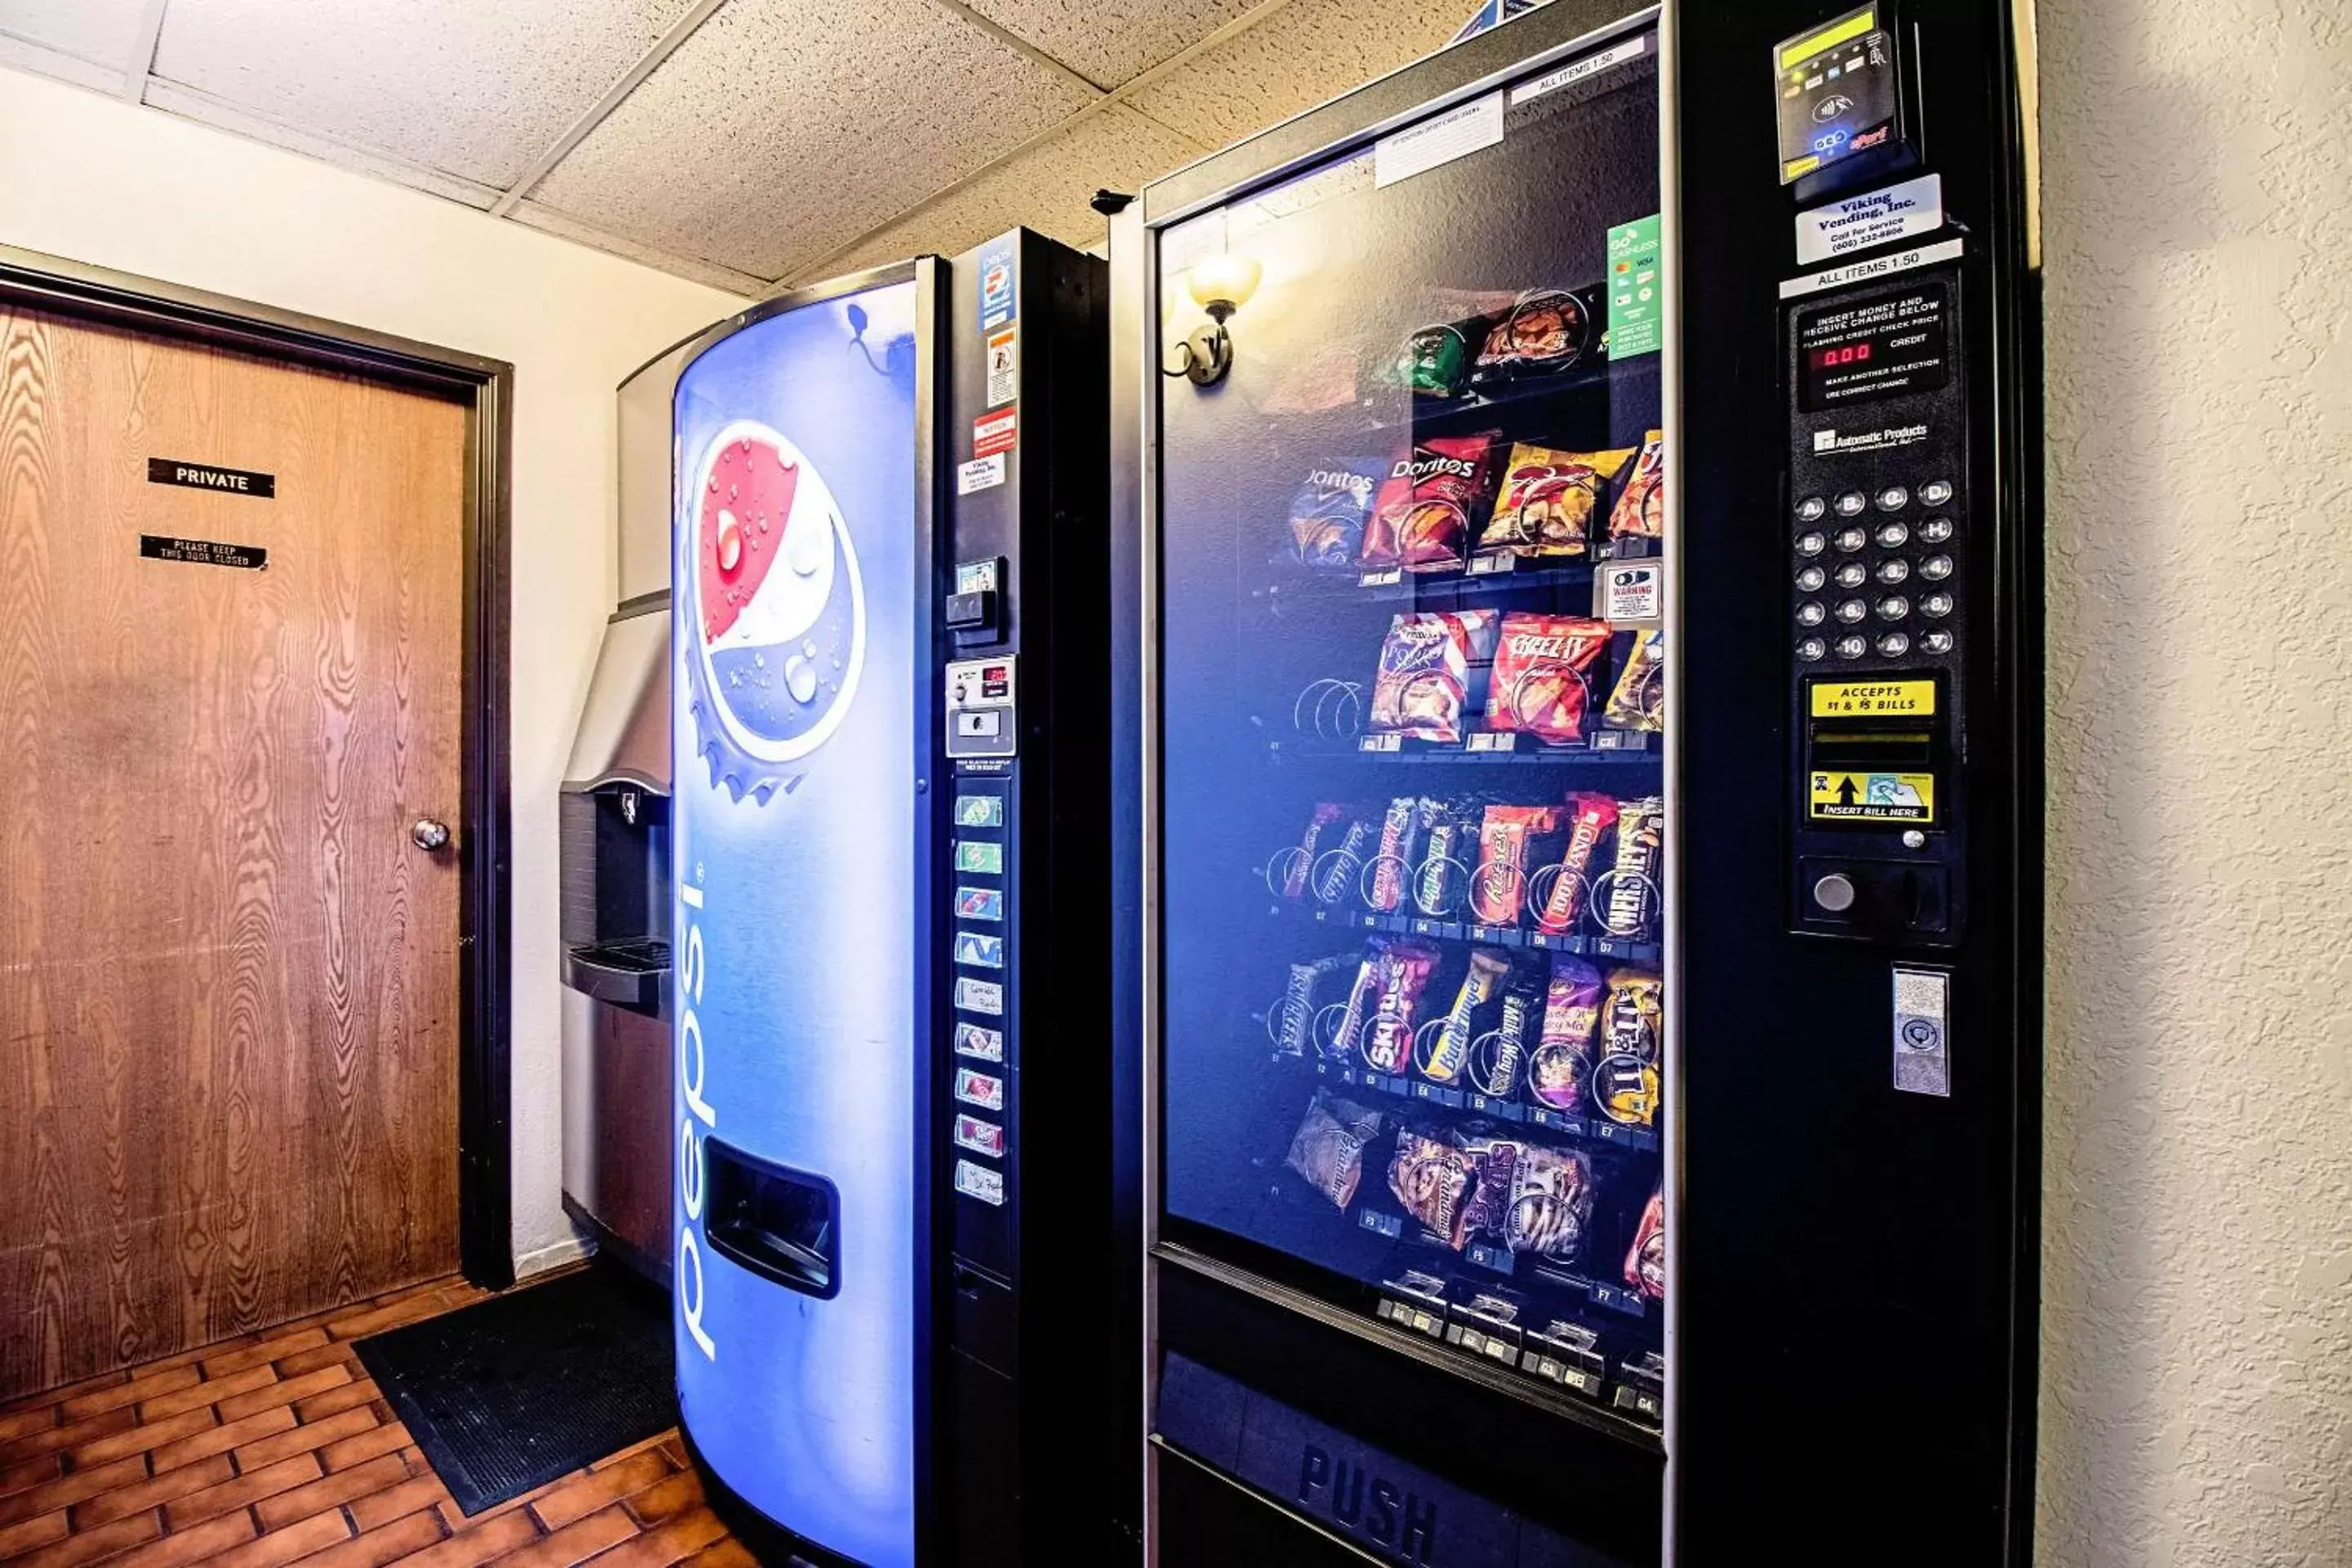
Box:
[1297,1444,1439,1565]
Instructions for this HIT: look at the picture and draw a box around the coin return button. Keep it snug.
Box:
[956,711,1001,738]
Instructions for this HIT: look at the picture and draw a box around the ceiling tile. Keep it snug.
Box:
[529,0,1096,283]
[0,0,147,71]
[148,0,705,190]
[0,33,128,92]
[804,103,1209,283]
[1127,0,1468,152]
[960,0,1259,90]
[140,78,505,209]
[509,199,765,295]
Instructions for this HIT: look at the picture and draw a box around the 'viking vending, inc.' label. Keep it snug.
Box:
[1797,173,1942,264]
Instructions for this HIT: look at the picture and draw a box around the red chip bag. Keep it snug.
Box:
[1487,612,1611,745]
[1363,434,1500,573]
[1625,1186,1666,1298]
[1610,429,1665,540]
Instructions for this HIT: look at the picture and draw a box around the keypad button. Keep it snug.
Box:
[1877,485,1909,511]
[1834,492,1869,517]
[1834,527,1868,552]
[1922,630,1954,654]
[1796,601,1828,626]
[1835,635,1869,659]
[1922,593,1954,617]
[1878,632,1912,657]
[1795,564,1827,590]
[1877,559,1910,584]
[1797,636,1828,662]
[1835,599,1869,624]
[1796,495,1829,522]
[1920,555,1954,580]
[1876,522,1910,549]
[1796,530,1829,556]
[1918,516,1954,543]
[1921,479,1954,506]
[1834,562,1867,588]
[1877,595,1910,621]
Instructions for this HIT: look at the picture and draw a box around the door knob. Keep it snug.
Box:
[411,817,452,852]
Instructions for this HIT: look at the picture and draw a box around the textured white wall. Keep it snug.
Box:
[0,68,745,1281]
[2038,1,2352,1561]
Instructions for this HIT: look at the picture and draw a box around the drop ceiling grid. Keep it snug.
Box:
[812,103,1213,280]
[146,0,709,192]
[523,0,1101,282]
[0,0,149,74]
[0,0,1490,289]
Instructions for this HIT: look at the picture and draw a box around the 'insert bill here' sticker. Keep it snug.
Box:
[1811,769,1934,822]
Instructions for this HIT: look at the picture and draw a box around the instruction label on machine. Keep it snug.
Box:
[1811,770,1934,822]
[1811,678,1934,716]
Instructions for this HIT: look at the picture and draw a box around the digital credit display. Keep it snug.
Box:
[1797,283,1949,411]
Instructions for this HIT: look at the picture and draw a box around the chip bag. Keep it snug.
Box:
[1487,612,1612,745]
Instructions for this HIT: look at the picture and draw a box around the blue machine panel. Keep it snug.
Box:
[672,276,923,1568]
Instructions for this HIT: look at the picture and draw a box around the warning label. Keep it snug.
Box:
[1811,770,1935,822]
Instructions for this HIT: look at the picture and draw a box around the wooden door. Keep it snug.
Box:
[0,304,468,1400]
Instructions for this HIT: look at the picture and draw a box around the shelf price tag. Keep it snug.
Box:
[1359,734,1403,753]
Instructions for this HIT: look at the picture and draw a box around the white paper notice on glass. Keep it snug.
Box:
[1374,92,1504,189]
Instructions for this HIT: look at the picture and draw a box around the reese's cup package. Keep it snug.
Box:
[1468,804,1562,926]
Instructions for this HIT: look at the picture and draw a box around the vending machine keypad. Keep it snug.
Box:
[1784,265,1969,944]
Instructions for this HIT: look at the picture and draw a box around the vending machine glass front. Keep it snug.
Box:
[1156,21,1673,1425]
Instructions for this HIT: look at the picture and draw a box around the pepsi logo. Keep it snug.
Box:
[684,420,866,797]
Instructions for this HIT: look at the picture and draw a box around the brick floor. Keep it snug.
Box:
[0,1277,739,1567]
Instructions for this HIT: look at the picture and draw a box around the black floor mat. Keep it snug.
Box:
[354,1264,675,1516]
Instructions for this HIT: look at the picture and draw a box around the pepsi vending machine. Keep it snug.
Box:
[1113,2,2039,1563]
[670,231,1129,1566]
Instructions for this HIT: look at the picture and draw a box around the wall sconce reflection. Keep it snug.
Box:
[1164,254,1261,386]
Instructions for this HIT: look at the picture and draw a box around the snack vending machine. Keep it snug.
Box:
[1112,2,2040,1563]
[670,231,1130,1566]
